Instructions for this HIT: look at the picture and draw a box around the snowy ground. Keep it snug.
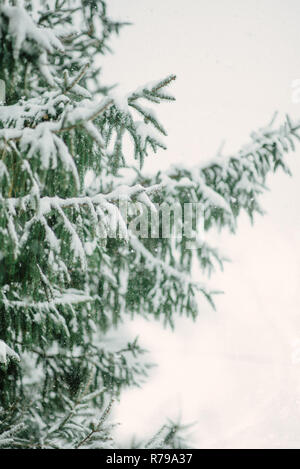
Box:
[101,0,300,448]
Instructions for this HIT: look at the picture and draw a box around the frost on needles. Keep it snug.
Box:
[0,0,299,449]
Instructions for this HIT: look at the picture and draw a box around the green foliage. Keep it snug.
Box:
[0,0,298,449]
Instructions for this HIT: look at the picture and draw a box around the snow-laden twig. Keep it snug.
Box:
[0,340,20,364]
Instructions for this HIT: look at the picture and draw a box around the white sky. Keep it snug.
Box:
[101,0,300,448]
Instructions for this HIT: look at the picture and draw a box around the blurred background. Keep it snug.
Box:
[101,0,300,448]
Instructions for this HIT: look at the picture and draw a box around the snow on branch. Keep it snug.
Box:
[4,182,159,214]
[0,92,69,129]
[0,424,24,448]
[0,340,20,365]
[129,233,212,301]
[2,289,93,311]
[0,73,176,179]
[20,123,79,187]
[0,4,63,59]
[131,116,300,231]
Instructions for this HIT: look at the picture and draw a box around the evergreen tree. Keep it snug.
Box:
[0,0,299,449]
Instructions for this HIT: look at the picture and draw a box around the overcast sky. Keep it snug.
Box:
[101,0,300,448]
